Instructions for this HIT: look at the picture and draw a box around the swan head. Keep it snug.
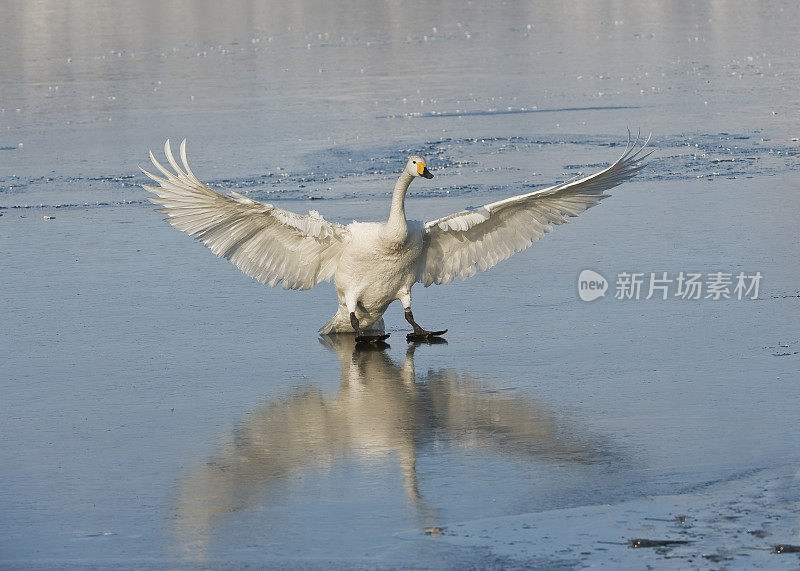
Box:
[405,155,434,179]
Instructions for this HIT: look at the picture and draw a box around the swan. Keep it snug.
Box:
[141,134,650,342]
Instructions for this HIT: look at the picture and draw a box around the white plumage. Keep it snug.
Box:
[141,135,650,339]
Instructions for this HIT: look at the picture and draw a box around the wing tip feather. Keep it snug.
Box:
[420,131,652,285]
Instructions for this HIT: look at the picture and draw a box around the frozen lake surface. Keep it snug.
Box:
[2,1,799,568]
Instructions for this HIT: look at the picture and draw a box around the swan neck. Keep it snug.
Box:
[387,171,414,232]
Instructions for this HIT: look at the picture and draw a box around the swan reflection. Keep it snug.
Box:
[172,336,608,556]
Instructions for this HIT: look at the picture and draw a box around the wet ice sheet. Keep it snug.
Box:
[410,465,800,568]
[2,190,798,567]
[2,1,800,568]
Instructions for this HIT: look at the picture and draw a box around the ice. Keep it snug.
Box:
[2,1,799,567]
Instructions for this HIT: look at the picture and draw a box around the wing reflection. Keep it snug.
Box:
[172,336,607,557]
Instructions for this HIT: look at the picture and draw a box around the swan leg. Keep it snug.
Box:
[400,293,447,341]
[404,308,447,341]
[350,311,390,344]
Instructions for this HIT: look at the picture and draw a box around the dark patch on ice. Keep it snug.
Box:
[628,538,691,548]
[0,146,17,151]
[87,174,134,181]
[562,163,610,170]
[772,544,800,554]
[747,529,770,538]
[2,200,147,211]
[83,531,117,538]
[764,340,798,357]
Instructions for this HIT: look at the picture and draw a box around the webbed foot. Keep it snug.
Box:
[351,311,389,345]
[406,329,447,342]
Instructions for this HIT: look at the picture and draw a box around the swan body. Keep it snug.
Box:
[323,218,426,334]
[141,135,650,339]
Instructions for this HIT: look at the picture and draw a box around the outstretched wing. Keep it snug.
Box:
[419,134,651,286]
[141,140,348,290]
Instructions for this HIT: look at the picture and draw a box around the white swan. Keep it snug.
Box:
[141,135,650,341]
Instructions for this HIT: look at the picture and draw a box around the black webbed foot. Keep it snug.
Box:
[351,311,389,345]
[403,308,447,343]
[406,329,448,342]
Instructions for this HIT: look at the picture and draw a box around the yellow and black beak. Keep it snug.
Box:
[417,162,434,179]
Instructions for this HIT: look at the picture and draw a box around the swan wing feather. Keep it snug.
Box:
[420,134,651,286]
[141,140,348,290]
